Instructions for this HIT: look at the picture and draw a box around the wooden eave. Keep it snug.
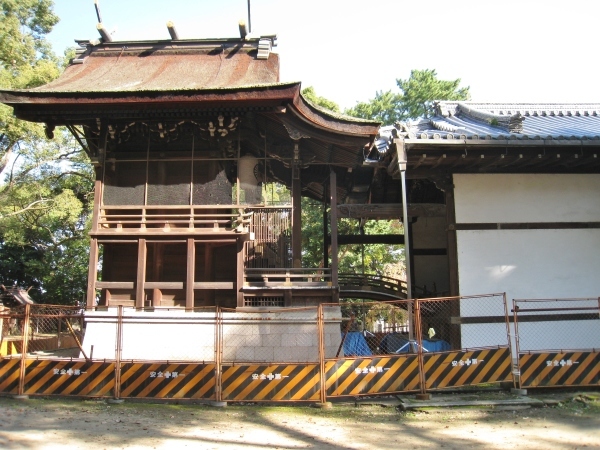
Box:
[0,83,302,124]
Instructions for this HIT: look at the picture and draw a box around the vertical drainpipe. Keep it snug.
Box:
[396,138,413,339]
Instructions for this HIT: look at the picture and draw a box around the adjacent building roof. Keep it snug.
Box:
[377,102,600,145]
[368,102,600,190]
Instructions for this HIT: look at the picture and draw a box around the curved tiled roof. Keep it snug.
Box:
[378,102,600,144]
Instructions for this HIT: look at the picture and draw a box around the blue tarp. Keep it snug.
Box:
[379,333,451,354]
[342,332,372,356]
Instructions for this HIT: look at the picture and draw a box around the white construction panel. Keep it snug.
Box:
[454,173,600,223]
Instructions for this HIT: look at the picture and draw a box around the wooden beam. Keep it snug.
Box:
[327,234,405,245]
[337,203,446,219]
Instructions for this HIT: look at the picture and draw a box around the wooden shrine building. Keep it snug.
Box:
[0,33,380,311]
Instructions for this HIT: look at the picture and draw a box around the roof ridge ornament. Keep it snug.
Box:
[457,102,524,133]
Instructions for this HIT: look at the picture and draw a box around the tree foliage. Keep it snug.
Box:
[0,1,94,304]
[345,69,470,124]
[301,197,405,281]
[301,86,340,113]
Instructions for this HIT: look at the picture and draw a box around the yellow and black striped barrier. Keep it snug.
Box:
[221,364,321,401]
[519,351,600,388]
[23,360,115,397]
[120,363,216,399]
[423,347,512,389]
[325,355,420,397]
[0,358,21,394]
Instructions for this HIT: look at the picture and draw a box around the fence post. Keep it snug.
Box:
[214,306,223,404]
[414,299,429,399]
[17,304,31,397]
[511,299,522,389]
[318,303,327,404]
[113,305,123,399]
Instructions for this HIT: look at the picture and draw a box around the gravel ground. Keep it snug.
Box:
[0,390,598,449]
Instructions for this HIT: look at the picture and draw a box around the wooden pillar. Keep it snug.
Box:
[86,168,103,309]
[329,170,338,292]
[136,239,146,309]
[236,239,245,307]
[204,244,214,305]
[152,243,164,307]
[86,238,99,309]
[186,238,195,310]
[292,171,302,268]
[323,185,329,268]
[445,179,459,297]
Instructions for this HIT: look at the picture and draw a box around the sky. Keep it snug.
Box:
[47,0,600,111]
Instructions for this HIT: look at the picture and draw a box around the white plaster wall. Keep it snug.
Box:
[454,173,600,223]
[457,229,600,300]
[81,307,342,362]
[453,173,600,351]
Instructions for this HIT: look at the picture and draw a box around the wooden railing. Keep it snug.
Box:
[244,268,332,287]
[96,205,252,232]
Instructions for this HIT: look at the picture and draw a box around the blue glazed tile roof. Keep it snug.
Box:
[380,102,600,143]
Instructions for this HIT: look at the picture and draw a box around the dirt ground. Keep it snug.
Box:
[0,391,598,449]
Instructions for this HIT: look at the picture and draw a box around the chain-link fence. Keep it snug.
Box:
[0,305,84,359]
[513,298,600,353]
[334,293,509,357]
[0,305,26,357]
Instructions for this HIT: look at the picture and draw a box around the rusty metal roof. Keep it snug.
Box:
[27,38,281,93]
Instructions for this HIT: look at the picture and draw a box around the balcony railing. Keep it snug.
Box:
[244,268,332,287]
[95,205,253,233]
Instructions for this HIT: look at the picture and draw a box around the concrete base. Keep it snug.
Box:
[210,401,227,407]
[511,388,527,396]
[108,398,125,404]
[415,393,431,400]
[13,395,29,400]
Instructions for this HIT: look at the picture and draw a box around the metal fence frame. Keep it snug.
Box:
[513,297,600,389]
[0,294,520,402]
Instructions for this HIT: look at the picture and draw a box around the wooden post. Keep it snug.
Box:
[87,238,99,309]
[91,170,102,234]
[445,183,459,296]
[17,304,31,397]
[152,243,164,307]
[204,244,214,305]
[323,192,329,269]
[318,304,327,404]
[236,239,244,307]
[292,170,302,268]
[136,239,146,309]
[186,238,195,310]
[444,176,461,349]
[329,170,338,293]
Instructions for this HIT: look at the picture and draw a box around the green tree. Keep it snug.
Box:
[345,69,470,124]
[301,197,405,281]
[301,86,340,113]
[0,1,94,304]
